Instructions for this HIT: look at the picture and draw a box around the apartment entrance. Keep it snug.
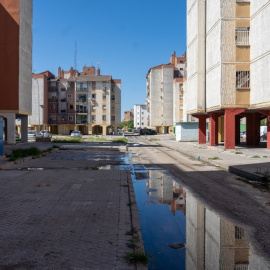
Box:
[92,125,102,135]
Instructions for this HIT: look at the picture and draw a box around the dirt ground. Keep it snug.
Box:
[127,135,270,264]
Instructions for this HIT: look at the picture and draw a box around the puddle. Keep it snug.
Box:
[130,164,270,270]
[19,167,45,171]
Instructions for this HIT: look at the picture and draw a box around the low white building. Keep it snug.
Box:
[133,104,148,129]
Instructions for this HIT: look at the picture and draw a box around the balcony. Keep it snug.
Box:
[236,71,250,89]
[235,28,249,46]
[76,87,87,92]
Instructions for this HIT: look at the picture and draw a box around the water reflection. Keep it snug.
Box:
[132,167,270,270]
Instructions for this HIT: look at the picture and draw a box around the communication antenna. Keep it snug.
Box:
[74,41,77,70]
[96,61,101,68]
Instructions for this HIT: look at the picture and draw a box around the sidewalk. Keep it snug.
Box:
[0,142,147,270]
[155,135,270,182]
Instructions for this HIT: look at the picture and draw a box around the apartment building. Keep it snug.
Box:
[38,66,121,135]
[123,109,134,121]
[0,0,32,144]
[133,104,148,129]
[186,0,270,149]
[146,52,187,134]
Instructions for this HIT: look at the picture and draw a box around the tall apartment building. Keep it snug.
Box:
[186,0,270,149]
[146,52,187,134]
[33,66,121,135]
[0,0,32,144]
[133,104,148,129]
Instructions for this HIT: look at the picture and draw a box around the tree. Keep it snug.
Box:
[119,120,134,129]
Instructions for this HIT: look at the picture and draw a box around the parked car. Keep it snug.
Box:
[261,133,267,141]
[70,130,82,137]
[38,130,52,138]
[240,132,246,138]
[28,130,38,139]
[140,128,157,135]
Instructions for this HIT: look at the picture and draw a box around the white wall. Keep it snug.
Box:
[250,1,270,105]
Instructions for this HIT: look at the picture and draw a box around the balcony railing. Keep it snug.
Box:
[76,87,87,92]
[236,71,250,89]
[234,264,249,270]
[235,28,249,46]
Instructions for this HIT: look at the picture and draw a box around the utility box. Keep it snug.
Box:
[175,122,198,141]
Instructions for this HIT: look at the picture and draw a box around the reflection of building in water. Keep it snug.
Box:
[147,170,186,215]
[186,193,250,270]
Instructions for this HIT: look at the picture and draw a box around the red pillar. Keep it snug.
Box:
[193,115,209,144]
[258,110,270,149]
[209,113,220,146]
[235,115,241,145]
[224,108,246,149]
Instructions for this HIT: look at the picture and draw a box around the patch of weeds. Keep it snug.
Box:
[263,156,268,158]
[7,147,42,161]
[91,166,99,170]
[52,138,82,143]
[87,137,108,142]
[46,147,53,153]
[52,145,60,148]
[235,151,243,155]
[252,155,261,158]
[124,252,149,265]
[127,202,133,206]
[84,166,89,170]
[111,138,128,145]
[150,138,160,142]
[36,184,42,187]
[46,183,51,187]
[208,156,220,160]
[120,184,128,187]
[125,226,138,236]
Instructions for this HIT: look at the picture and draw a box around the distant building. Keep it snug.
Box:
[124,109,134,121]
[31,66,121,135]
[0,0,32,144]
[146,52,192,134]
[133,104,148,129]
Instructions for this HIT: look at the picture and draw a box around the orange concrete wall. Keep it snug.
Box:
[0,0,20,111]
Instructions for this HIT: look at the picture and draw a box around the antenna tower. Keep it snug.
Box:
[74,41,77,70]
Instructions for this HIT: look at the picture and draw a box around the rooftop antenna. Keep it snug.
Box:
[96,61,101,68]
[74,41,77,70]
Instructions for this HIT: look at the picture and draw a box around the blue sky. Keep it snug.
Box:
[33,0,187,119]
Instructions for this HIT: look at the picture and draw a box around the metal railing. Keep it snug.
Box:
[234,264,249,270]
[236,71,250,89]
[235,28,250,46]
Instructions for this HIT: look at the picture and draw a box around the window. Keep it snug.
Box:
[103,83,106,90]
[61,88,66,91]
[70,105,74,110]
[49,115,56,120]
[92,94,96,99]
[61,110,66,113]
[142,112,144,114]
[103,94,106,99]
[52,93,57,99]
[102,105,106,110]
[111,106,115,110]
[61,99,66,102]
[51,105,55,109]
[102,115,106,121]
[51,82,56,87]
[92,115,96,121]
[67,94,72,98]
[67,82,70,88]
[111,116,115,121]
[236,71,250,89]
[235,27,249,46]
[142,122,144,125]
[68,116,73,121]
[111,96,115,100]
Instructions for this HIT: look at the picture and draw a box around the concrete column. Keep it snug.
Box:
[0,117,3,156]
[20,115,28,142]
[2,113,16,144]
[209,113,219,146]
[193,115,209,144]
[258,110,270,149]
[224,109,245,149]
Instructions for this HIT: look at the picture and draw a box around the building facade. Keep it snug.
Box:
[186,0,270,149]
[0,0,32,144]
[133,104,148,129]
[146,52,188,134]
[32,66,121,135]
[123,109,134,122]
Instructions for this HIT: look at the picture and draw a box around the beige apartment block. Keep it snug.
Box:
[186,0,270,149]
[34,66,121,135]
[146,52,187,134]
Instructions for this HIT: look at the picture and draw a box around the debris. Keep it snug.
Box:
[168,243,185,249]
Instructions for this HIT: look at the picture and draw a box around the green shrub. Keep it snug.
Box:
[7,147,42,161]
